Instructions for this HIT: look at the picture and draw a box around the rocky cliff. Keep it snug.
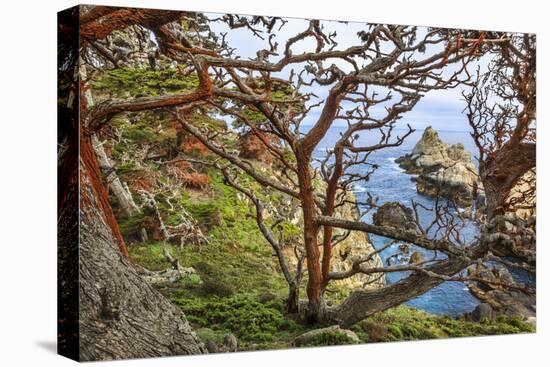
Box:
[330,192,386,290]
[396,126,483,207]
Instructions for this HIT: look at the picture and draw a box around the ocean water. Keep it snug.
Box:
[314,127,480,316]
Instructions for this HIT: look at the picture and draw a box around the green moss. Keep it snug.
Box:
[196,327,225,345]
[118,212,146,240]
[115,162,139,175]
[128,242,167,271]
[91,67,199,98]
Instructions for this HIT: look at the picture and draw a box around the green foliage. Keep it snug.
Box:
[173,295,302,342]
[128,241,168,271]
[196,327,225,345]
[278,221,301,240]
[179,169,275,256]
[114,112,173,145]
[115,162,139,175]
[122,124,158,143]
[230,80,303,128]
[199,279,235,297]
[357,306,535,343]
[182,200,223,229]
[118,212,147,240]
[187,111,228,131]
[91,67,199,98]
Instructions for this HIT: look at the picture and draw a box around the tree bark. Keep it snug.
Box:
[57,16,206,357]
[286,284,300,314]
[295,149,325,322]
[329,257,469,328]
[78,134,206,360]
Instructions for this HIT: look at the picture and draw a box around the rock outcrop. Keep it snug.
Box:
[466,303,496,322]
[373,202,418,232]
[292,325,360,346]
[330,191,387,290]
[506,168,536,220]
[466,265,536,320]
[396,126,483,207]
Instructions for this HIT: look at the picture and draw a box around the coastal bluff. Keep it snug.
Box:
[395,126,483,207]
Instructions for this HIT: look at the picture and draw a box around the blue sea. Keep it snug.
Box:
[314,127,481,316]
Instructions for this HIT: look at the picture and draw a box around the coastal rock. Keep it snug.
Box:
[467,265,516,289]
[396,126,483,207]
[204,339,219,353]
[468,303,495,322]
[222,333,238,352]
[466,265,536,319]
[373,202,417,231]
[416,162,480,207]
[329,191,386,290]
[292,325,360,347]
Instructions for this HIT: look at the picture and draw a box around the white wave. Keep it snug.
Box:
[387,157,405,172]
[352,185,367,193]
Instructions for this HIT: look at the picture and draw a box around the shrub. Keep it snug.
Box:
[199,279,235,297]
[174,295,301,342]
[118,212,147,240]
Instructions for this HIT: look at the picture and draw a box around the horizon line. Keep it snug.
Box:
[301,125,472,134]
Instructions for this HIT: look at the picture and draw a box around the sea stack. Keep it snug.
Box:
[395,126,483,207]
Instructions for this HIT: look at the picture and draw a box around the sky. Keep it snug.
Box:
[207,14,493,133]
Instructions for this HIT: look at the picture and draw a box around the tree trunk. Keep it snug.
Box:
[91,108,147,243]
[329,257,469,328]
[77,134,206,360]
[296,149,324,323]
[286,284,300,315]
